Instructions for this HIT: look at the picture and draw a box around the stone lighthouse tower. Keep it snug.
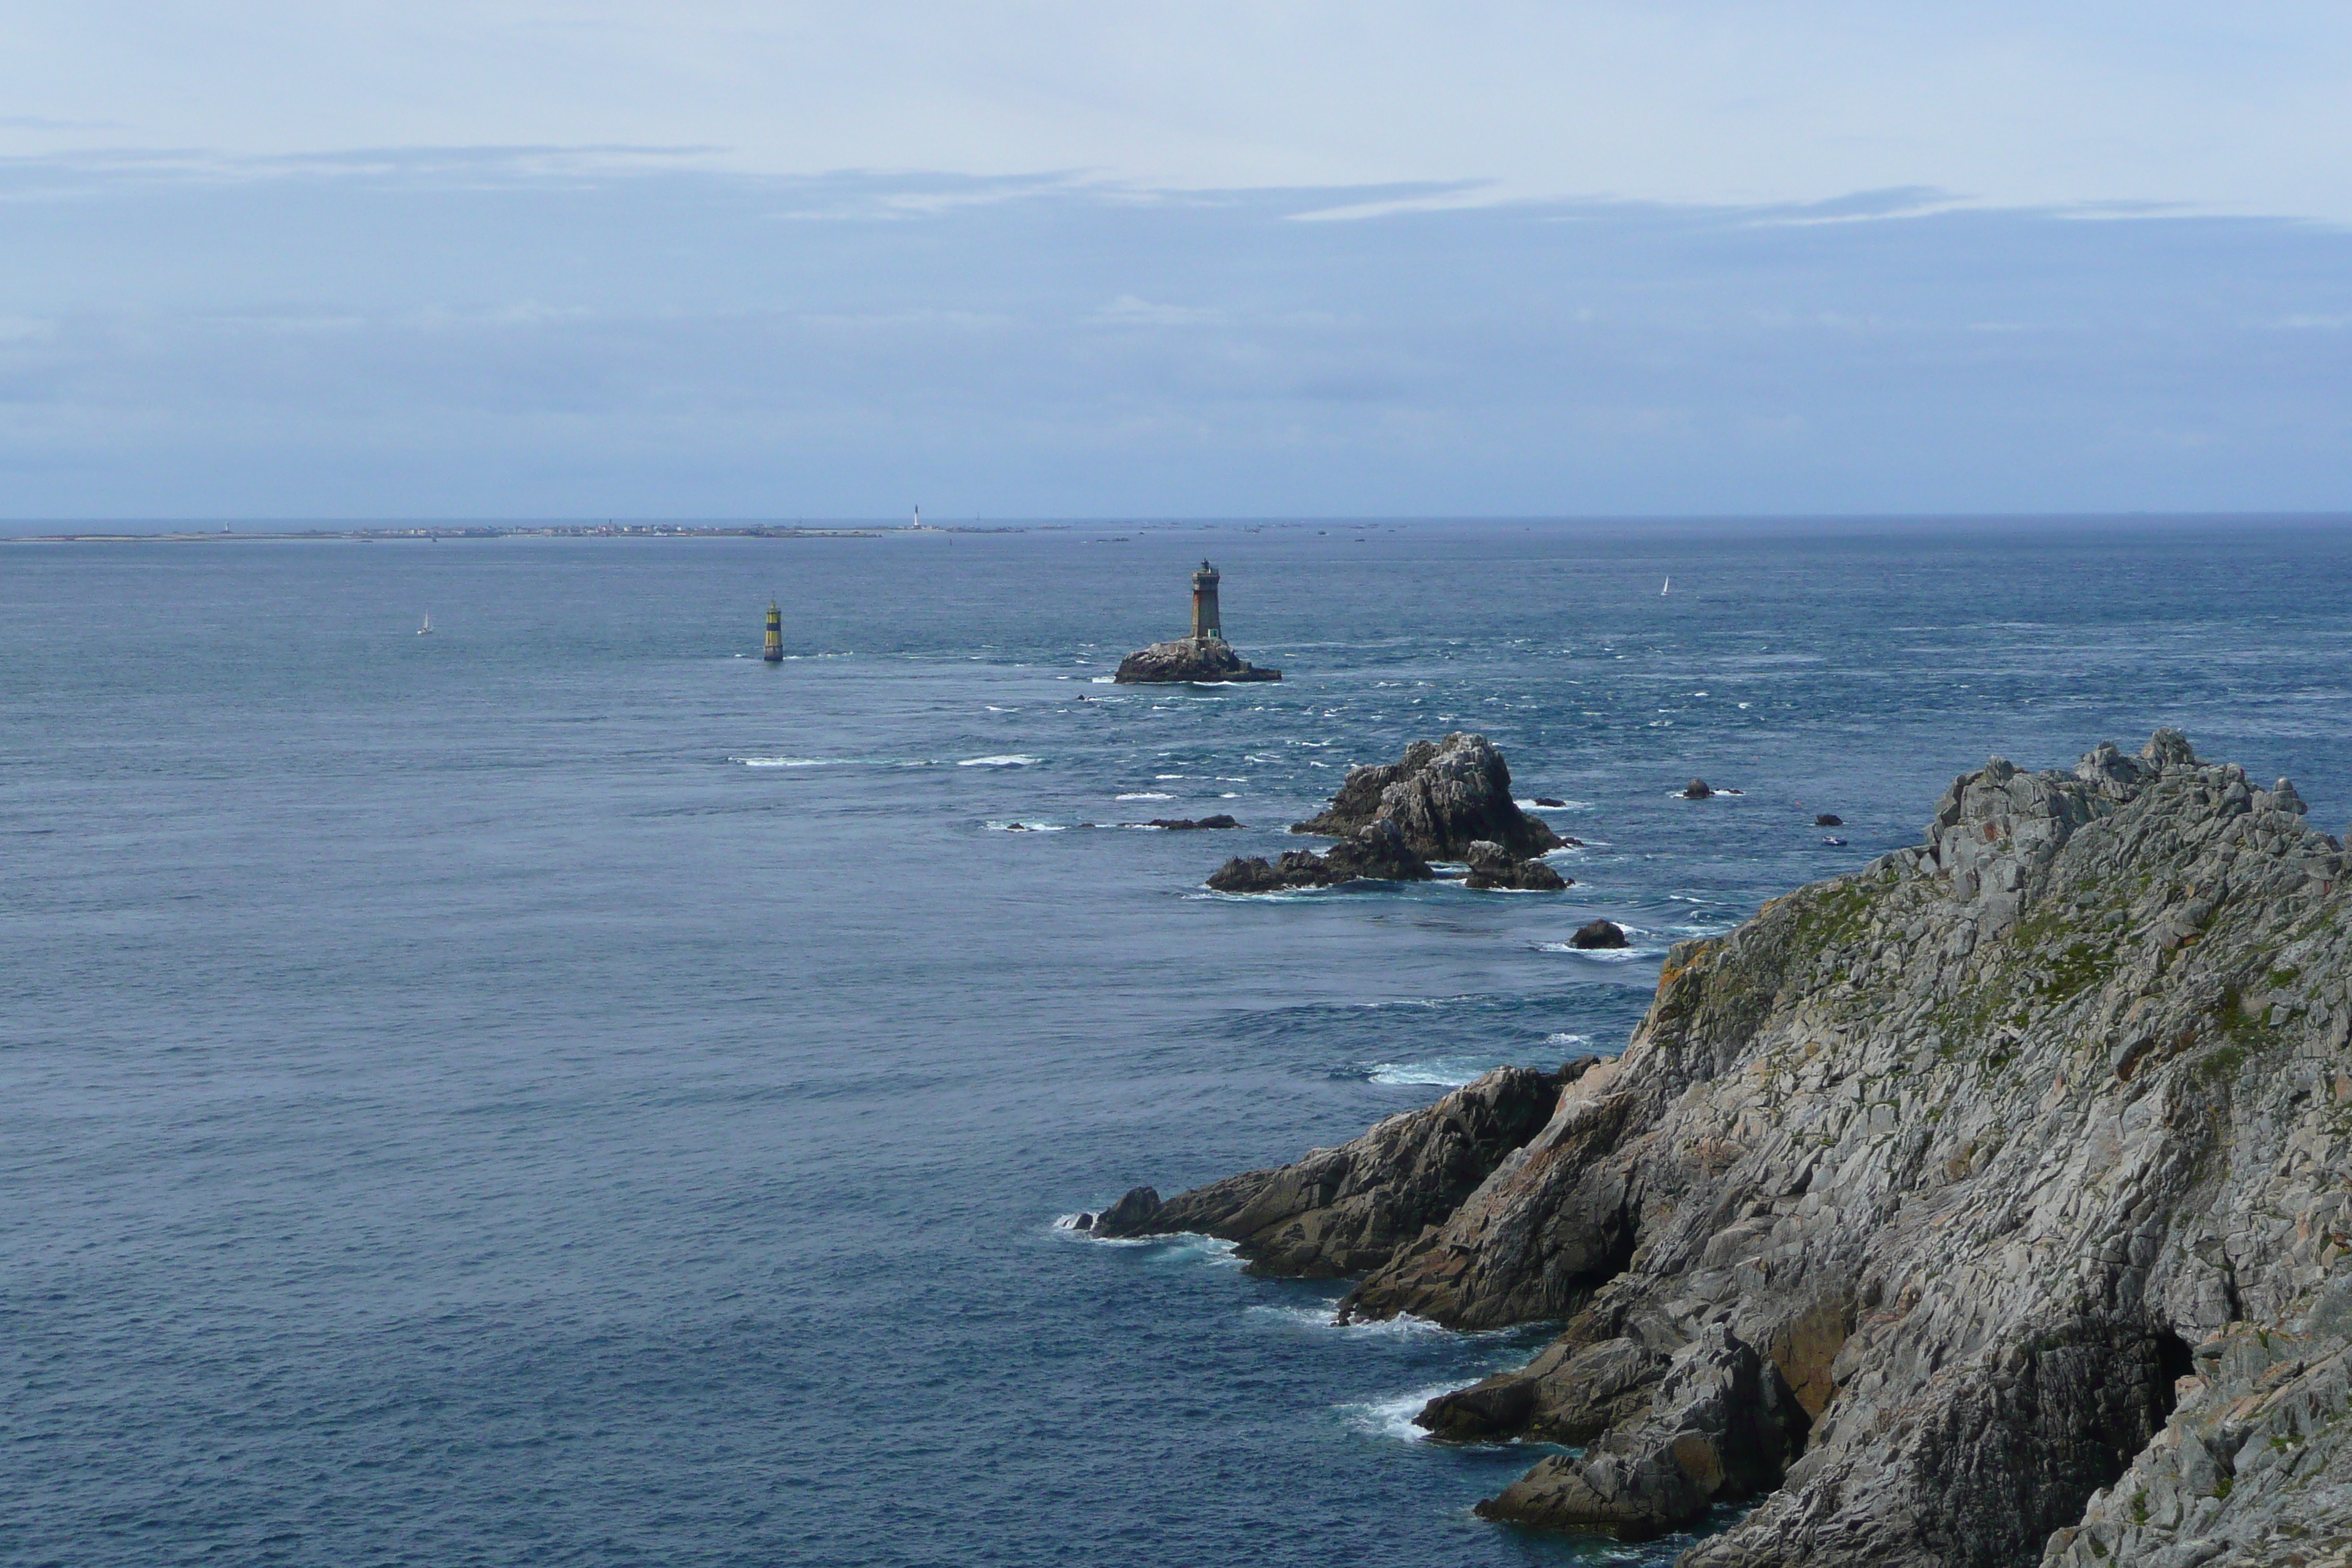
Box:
[1190,559,1224,642]
[1114,557,1279,682]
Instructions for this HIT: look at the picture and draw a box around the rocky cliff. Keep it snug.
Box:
[1141,731,2352,1566]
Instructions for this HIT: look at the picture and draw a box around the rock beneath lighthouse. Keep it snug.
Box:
[1113,638,1282,684]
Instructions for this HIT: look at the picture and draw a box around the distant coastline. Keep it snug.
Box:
[0,522,1000,544]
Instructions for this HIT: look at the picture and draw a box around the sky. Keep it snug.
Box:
[1,3,2348,518]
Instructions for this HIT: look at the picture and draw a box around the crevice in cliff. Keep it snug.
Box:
[1574,1206,1641,1297]
[2152,1326,2194,1425]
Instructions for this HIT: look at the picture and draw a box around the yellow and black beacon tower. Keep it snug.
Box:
[1190,559,1223,642]
[763,600,784,663]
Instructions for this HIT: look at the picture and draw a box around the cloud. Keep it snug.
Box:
[0,154,2348,516]
[4,4,2352,219]
[1091,296,1224,327]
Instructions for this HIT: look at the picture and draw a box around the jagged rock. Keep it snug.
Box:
[1463,840,1569,892]
[1144,815,1240,830]
[1089,1066,1569,1277]
[1569,919,1628,949]
[1683,779,1714,799]
[1319,729,2352,1562]
[2042,1313,2352,1568]
[1142,728,2352,1565]
[1206,820,1433,892]
[1419,1326,1662,1443]
[1814,814,1843,827]
[1476,1326,1809,1539]
[1112,638,1281,683]
[1293,733,1563,859]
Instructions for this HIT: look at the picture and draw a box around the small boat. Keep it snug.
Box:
[1661,576,1671,596]
[418,615,433,635]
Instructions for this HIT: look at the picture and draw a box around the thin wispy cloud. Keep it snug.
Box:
[0,153,2345,517]
[0,5,2347,517]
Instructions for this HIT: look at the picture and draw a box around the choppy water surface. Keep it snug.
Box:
[7,519,2352,1567]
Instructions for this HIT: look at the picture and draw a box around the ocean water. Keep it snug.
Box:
[7,519,2352,1568]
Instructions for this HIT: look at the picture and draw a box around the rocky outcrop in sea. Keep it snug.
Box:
[1569,919,1629,949]
[1206,820,1433,892]
[1463,840,1569,891]
[1293,733,1564,859]
[1126,730,2352,1567]
[1113,638,1281,683]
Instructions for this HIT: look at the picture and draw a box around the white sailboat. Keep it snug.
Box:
[1661,576,1671,596]
[418,614,434,635]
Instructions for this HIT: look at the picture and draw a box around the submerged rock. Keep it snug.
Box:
[1143,728,2352,1566]
[1206,819,1433,892]
[1293,733,1563,859]
[1814,813,1843,827]
[1462,840,1569,892]
[1143,815,1240,830]
[1534,796,1569,808]
[1681,778,1714,799]
[1112,638,1280,684]
[1568,919,1627,949]
[1089,1064,1577,1276]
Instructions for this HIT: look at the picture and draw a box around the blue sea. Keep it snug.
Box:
[7,519,2351,1567]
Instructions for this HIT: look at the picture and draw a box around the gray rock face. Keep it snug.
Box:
[1294,733,1564,859]
[1205,818,1434,892]
[1169,728,2352,1567]
[1463,840,1570,891]
[1477,1324,1811,1539]
[1112,638,1281,683]
[1089,1064,1575,1276]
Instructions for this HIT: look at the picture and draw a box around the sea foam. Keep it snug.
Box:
[1368,1058,1495,1087]
[1336,1384,1461,1443]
